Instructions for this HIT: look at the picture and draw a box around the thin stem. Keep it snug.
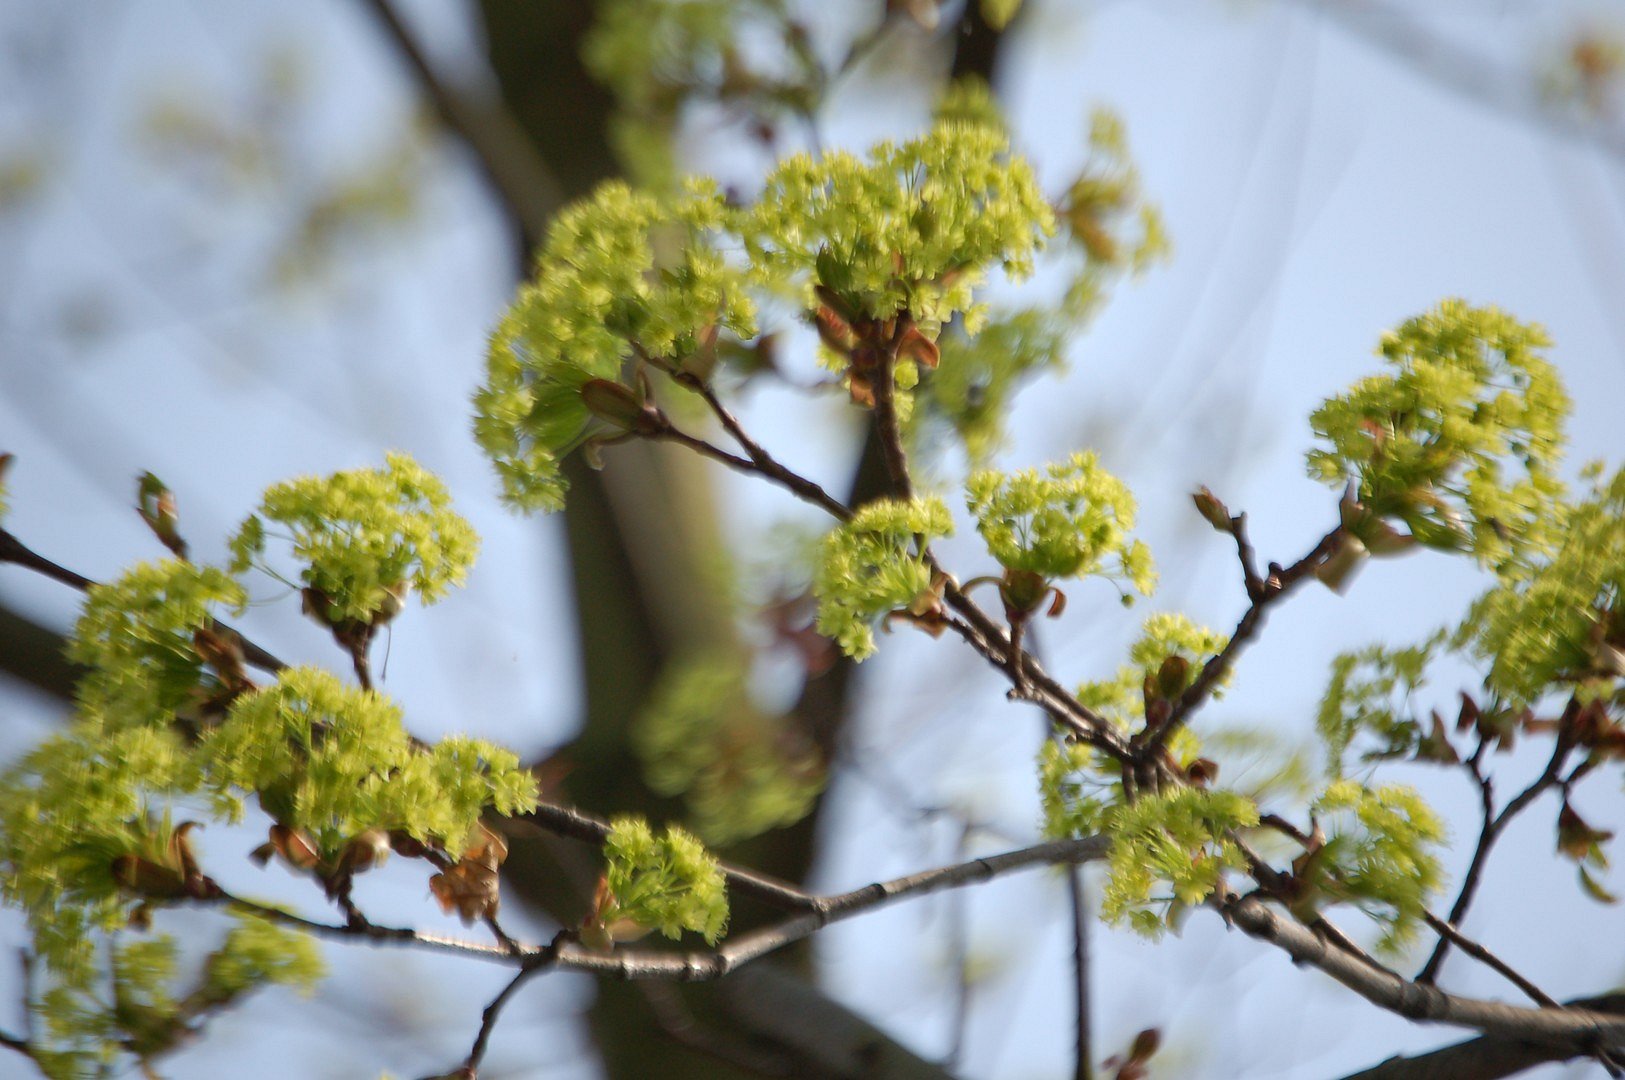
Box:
[1421,913,1558,1009]
[676,387,853,520]
[1141,523,1344,756]
[945,828,973,1070]
[1416,728,1573,984]
[348,640,374,692]
[868,322,914,500]
[0,527,287,673]
[0,528,94,590]
[445,946,560,1079]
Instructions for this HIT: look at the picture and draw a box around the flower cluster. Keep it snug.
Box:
[229,452,477,625]
[201,667,536,859]
[68,560,246,729]
[744,122,1054,333]
[966,452,1154,598]
[473,181,755,511]
[636,651,823,845]
[812,497,953,660]
[1302,780,1446,953]
[1470,463,1625,703]
[1307,300,1570,571]
[593,817,729,945]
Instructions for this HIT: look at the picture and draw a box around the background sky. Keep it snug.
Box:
[0,1,1622,1077]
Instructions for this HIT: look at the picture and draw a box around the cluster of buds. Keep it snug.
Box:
[812,285,940,407]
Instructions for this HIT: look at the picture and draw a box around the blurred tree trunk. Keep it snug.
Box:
[465,3,1012,1076]
[435,4,1001,1071]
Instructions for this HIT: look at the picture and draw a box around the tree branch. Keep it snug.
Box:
[1341,994,1625,1080]
[1140,520,1343,755]
[0,526,287,674]
[1416,725,1574,984]
[1223,892,1625,1056]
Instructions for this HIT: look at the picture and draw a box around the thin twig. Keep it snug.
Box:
[0,527,287,673]
[674,387,853,520]
[868,322,915,501]
[442,945,561,1080]
[1417,726,1574,984]
[1421,913,1559,1009]
[1140,523,1344,756]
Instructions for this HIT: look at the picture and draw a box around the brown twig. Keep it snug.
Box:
[0,527,287,674]
[1416,726,1575,984]
[436,941,564,1080]
[1421,912,1559,1009]
[1140,522,1344,756]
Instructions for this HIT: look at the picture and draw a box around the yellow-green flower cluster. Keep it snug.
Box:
[1316,633,1445,774]
[584,0,745,116]
[68,560,246,729]
[744,122,1055,331]
[473,181,755,511]
[601,817,729,944]
[1098,787,1258,937]
[965,452,1154,588]
[0,726,194,980]
[229,452,477,625]
[980,0,1025,30]
[813,497,953,660]
[1307,300,1571,570]
[28,916,321,1077]
[1309,780,1446,953]
[923,310,1067,460]
[1470,463,1625,703]
[933,77,1006,135]
[200,667,536,857]
[635,651,823,845]
[1060,110,1169,288]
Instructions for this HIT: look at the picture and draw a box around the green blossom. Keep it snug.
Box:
[194,913,325,1008]
[68,560,246,730]
[744,122,1054,331]
[601,817,729,944]
[812,497,953,660]
[635,651,823,845]
[966,452,1154,589]
[1308,780,1446,953]
[920,309,1067,460]
[1469,463,1625,703]
[25,916,323,1077]
[584,0,815,185]
[1317,633,1446,774]
[1307,300,1570,570]
[934,77,1006,134]
[474,180,755,511]
[200,667,536,857]
[980,0,1024,30]
[1098,788,1259,937]
[1058,109,1169,319]
[0,726,195,979]
[229,452,477,625]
